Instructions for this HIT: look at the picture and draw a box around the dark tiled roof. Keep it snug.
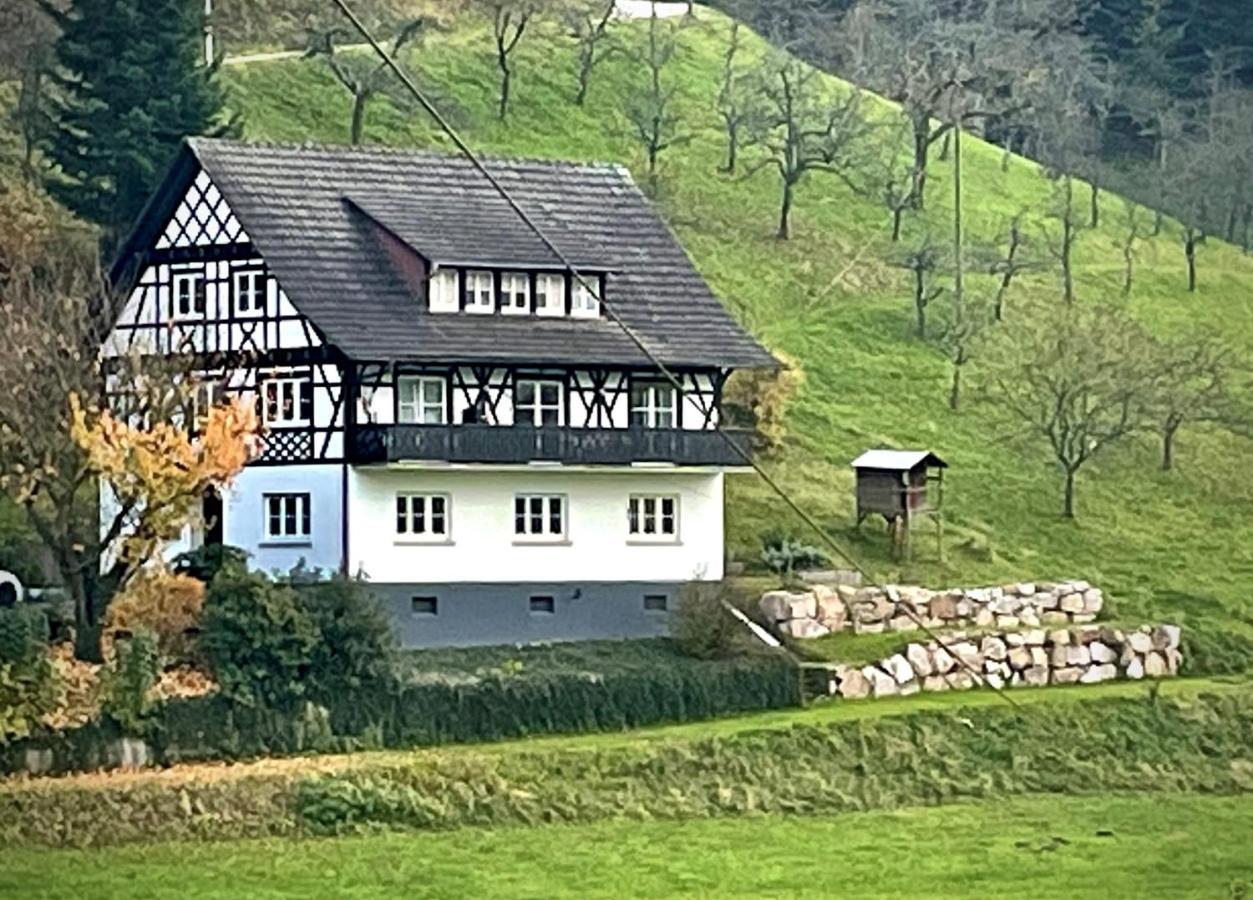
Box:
[121,139,774,369]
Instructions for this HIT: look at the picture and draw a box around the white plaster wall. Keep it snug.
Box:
[348,468,724,584]
[224,465,343,575]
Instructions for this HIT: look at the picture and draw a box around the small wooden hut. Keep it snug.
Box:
[851,449,947,559]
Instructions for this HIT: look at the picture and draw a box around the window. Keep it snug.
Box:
[514,494,566,540]
[172,271,206,319]
[234,269,265,316]
[398,376,446,424]
[465,270,495,313]
[428,269,460,313]
[192,379,226,430]
[411,596,438,616]
[529,595,556,615]
[643,594,669,613]
[264,493,310,541]
[260,377,313,427]
[571,277,600,318]
[630,382,676,429]
[396,493,449,540]
[535,273,566,316]
[500,272,530,314]
[516,379,563,427]
[628,494,679,540]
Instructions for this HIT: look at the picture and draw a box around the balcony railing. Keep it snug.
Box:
[348,424,752,467]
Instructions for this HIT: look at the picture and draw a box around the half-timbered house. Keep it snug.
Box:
[106,139,772,647]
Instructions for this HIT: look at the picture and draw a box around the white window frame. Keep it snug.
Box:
[465,270,495,314]
[630,382,676,429]
[571,276,601,318]
[233,269,265,316]
[397,375,447,424]
[263,492,311,543]
[192,378,225,431]
[515,378,564,427]
[535,273,566,317]
[395,492,451,542]
[172,270,207,320]
[500,272,530,315]
[514,494,567,542]
[428,269,460,313]
[260,376,312,428]
[628,494,680,542]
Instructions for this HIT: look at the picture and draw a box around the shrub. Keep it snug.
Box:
[761,534,828,581]
[102,569,205,663]
[0,606,40,666]
[171,544,250,584]
[671,582,751,660]
[300,578,398,703]
[723,350,804,453]
[200,567,317,710]
[0,655,60,746]
[100,629,160,736]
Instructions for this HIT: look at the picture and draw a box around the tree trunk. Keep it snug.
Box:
[1062,468,1077,519]
[1161,420,1180,471]
[891,206,903,242]
[938,130,951,162]
[1185,233,1197,292]
[1122,243,1134,296]
[350,91,368,145]
[948,361,961,411]
[1152,209,1163,236]
[1089,183,1100,228]
[909,115,930,210]
[721,119,738,174]
[498,62,511,120]
[1061,179,1075,305]
[777,178,793,240]
[575,52,593,106]
[914,272,926,337]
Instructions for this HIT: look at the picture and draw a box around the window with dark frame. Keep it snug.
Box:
[411,596,438,616]
[529,595,556,614]
[260,376,313,427]
[395,493,449,538]
[643,594,669,612]
[263,492,311,541]
[514,494,566,539]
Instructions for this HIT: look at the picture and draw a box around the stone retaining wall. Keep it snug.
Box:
[819,623,1183,699]
[762,579,1103,639]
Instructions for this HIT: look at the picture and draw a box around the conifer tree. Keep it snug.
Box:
[42,0,230,247]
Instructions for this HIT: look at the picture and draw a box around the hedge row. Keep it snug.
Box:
[0,644,802,775]
[3,689,1251,847]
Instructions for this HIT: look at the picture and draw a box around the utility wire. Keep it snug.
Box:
[327,0,1017,706]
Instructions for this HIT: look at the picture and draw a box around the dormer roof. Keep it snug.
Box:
[111,139,774,370]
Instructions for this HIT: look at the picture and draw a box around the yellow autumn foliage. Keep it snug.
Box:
[724,350,805,453]
[102,569,207,663]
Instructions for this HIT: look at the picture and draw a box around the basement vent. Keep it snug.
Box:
[643,594,669,613]
[411,596,438,616]
[529,595,556,615]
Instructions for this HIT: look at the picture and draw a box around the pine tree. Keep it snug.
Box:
[42,0,230,247]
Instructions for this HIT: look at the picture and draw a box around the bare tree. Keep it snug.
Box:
[932,291,991,412]
[562,0,616,106]
[305,20,432,145]
[622,4,690,191]
[1150,334,1243,471]
[470,0,543,120]
[1118,195,1156,297]
[0,0,60,180]
[715,19,753,175]
[889,232,947,338]
[985,213,1043,321]
[983,302,1158,518]
[744,53,873,239]
[857,112,916,241]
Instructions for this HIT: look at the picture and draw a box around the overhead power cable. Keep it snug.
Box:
[326,0,1017,706]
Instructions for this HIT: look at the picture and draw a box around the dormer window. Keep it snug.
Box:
[500,272,530,315]
[535,273,566,317]
[465,270,495,313]
[429,269,459,313]
[571,276,601,318]
[234,269,265,316]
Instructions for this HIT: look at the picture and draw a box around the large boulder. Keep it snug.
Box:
[885,653,916,685]
[866,666,899,697]
[981,635,1009,661]
[1127,631,1154,654]
[1089,641,1116,664]
[906,643,934,678]
[851,589,894,624]
[929,592,961,621]
[1007,646,1033,670]
[760,590,814,624]
[1080,663,1118,684]
[1059,593,1085,614]
[813,585,848,632]
[1124,657,1145,680]
[836,666,870,700]
[1051,666,1083,685]
[1154,625,1182,651]
[1144,651,1168,677]
[780,618,830,640]
[1082,589,1103,614]
[1022,665,1049,687]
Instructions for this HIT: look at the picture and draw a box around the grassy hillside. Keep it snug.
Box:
[222,7,1253,639]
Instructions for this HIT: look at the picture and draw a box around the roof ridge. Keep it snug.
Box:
[188,136,627,174]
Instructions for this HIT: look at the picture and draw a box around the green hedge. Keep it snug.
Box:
[1,641,802,775]
[3,689,1251,847]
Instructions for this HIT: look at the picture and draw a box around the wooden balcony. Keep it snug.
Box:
[348,424,753,467]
